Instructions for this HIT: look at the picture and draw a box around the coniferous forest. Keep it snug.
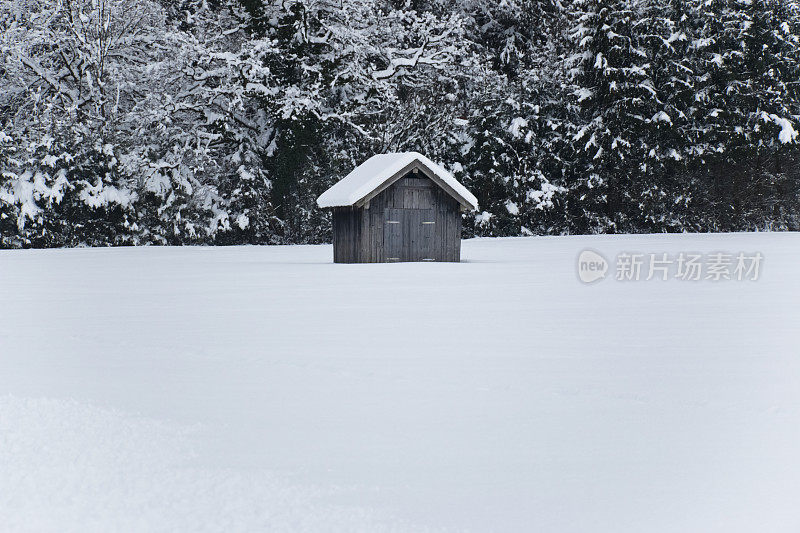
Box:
[2,0,799,248]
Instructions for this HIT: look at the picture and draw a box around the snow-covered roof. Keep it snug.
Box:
[317,152,478,211]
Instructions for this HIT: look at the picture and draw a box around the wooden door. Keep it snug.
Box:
[384,208,403,262]
[383,208,436,262]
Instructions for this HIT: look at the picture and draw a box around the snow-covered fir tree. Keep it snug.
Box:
[689,0,800,228]
[562,0,671,232]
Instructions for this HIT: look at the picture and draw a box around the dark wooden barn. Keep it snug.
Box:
[317,153,479,263]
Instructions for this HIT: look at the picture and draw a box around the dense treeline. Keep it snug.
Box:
[1,0,799,248]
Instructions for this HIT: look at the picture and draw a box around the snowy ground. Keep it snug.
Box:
[1,233,799,532]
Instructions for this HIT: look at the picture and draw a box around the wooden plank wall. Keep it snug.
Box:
[332,173,462,263]
[332,207,362,263]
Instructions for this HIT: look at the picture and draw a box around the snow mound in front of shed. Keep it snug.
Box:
[317,152,479,210]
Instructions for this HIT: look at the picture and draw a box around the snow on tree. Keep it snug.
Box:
[562,0,669,232]
[688,0,800,227]
[2,0,800,247]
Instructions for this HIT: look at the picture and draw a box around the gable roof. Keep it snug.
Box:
[317,152,479,211]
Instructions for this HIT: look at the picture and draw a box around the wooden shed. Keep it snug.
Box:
[317,152,479,263]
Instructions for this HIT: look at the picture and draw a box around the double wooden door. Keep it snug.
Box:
[383,208,436,262]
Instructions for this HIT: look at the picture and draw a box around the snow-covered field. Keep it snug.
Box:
[1,233,799,532]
